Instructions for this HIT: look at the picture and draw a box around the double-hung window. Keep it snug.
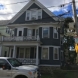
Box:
[26,11,30,20]
[36,29,39,37]
[53,47,59,60]
[42,27,49,38]
[31,10,37,20]
[53,28,58,39]
[41,47,49,60]
[26,9,42,21]
[38,10,42,19]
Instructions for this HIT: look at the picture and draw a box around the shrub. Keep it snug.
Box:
[53,69,66,78]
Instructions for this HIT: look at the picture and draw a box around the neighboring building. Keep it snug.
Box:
[0,20,13,57]
[0,0,62,66]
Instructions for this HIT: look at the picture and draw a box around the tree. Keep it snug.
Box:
[62,17,76,65]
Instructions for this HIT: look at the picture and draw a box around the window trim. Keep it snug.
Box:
[53,27,58,39]
[42,27,50,38]
[41,47,49,60]
[53,47,59,60]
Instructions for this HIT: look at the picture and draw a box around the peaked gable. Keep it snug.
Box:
[9,0,59,24]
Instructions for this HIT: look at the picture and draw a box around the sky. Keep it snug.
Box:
[0,0,78,20]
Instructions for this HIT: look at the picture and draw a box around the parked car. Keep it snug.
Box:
[0,57,41,78]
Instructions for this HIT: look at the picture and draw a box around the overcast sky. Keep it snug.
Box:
[0,0,78,20]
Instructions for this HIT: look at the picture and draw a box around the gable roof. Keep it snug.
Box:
[0,20,9,26]
[9,0,59,23]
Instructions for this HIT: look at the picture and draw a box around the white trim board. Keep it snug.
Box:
[9,0,59,23]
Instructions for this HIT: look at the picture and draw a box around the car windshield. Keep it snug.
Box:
[7,58,22,67]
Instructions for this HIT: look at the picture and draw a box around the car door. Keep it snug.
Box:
[0,59,12,78]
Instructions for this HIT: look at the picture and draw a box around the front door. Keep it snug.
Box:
[0,59,12,78]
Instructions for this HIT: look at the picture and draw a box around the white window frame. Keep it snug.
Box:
[53,27,58,39]
[26,9,42,21]
[42,27,50,38]
[53,47,59,60]
[41,47,49,60]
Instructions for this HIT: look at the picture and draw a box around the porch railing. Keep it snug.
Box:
[0,36,40,42]
[17,58,36,65]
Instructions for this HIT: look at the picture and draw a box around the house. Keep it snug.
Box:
[0,0,62,66]
[0,20,14,57]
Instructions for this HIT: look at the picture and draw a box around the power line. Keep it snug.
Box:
[0,1,72,16]
[0,0,72,7]
[0,0,29,5]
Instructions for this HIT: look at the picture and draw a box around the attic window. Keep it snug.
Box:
[26,9,42,21]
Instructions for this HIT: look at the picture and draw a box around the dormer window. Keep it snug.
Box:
[31,10,37,20]
[26,9,42,21]
[27,12,30,20]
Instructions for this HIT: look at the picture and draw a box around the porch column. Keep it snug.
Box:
[0,45,2,56]
[36,45,39,65]
[13,45,16,58]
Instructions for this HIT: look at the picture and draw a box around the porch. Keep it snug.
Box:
[0,36,40,42]
[1,45,40,65]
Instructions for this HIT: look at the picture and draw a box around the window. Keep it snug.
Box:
[41,47,49,60]
[26,9,42,21]
[19,48,24,58]
[4,51,7,57]
[6,28,10,34]
[25,48,30,58]
[42,27,49,38]
[53,47,59,60]
[53,28,58,39]
[31,10,37,20]
[26,11,30,20]
[27,29,32,37]
[19,31,22,36]
[0,59,9,68]
[7,58,22,67]
[36,29,39,37]
[38,10,42,19]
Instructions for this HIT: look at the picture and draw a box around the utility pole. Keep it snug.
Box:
[72,0,78,64]
[72,0,78,36]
